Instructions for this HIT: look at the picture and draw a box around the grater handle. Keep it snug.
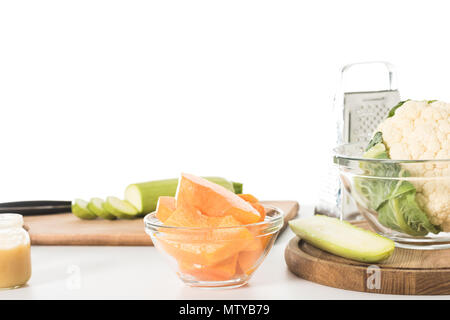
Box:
[340,61,398,91]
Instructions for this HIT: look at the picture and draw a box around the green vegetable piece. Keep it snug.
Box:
[289,215,395,263]
[124,177,241,214]
[378,193,440,236]
[72,199,97,220]
[103,196,139,219]
[232,181,243,194]
[87,198,116,220]
[355,141,413,210]
[355,133,440,236]
[365,132,384,152]
[387,99,410,118]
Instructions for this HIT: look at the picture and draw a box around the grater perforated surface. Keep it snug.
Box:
[344,90,401,143]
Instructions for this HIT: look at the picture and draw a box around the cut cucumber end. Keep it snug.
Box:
[289,215,395,263]
[72,199,97,220]
[104,196,139,219]
[87,198,116,220]
[124,185,143,212]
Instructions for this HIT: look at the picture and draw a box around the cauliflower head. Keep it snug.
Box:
[377,100,450,231]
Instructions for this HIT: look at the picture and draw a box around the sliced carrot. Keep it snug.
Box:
[176,173,261,224]
[250,202,266,221]
[238,234,273,275]
[158,213,254,266]
[155,196,176,222]
[164,205,220,228]
[179,254,239,281]
[238,250,262,276]
[237,194,259,203]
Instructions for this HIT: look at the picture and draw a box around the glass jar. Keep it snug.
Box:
[0,214,32,289]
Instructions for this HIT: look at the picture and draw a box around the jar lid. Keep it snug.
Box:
[0,214,24,229]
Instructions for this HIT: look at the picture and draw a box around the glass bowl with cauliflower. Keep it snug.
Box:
[334,100,450,249]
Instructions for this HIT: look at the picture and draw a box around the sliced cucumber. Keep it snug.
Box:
[72,199,97,220]
[289,215,395,263]
[103,196,139,219]
[87,198,116,220]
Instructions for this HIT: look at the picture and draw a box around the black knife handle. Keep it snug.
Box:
[0,201,72,215]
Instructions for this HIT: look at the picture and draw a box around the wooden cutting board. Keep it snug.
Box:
[24,200,299,246]
[285,221,450,295]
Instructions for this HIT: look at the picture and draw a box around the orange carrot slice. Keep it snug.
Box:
[176,173,261,224]
[155,196,176,222]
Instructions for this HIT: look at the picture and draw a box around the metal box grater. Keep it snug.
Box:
[315,62,401,219]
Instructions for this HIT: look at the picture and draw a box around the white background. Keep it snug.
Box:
[1,0,450,204]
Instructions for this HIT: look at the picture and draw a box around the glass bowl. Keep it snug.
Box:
[144,205,284,288]
[334,143,450,250]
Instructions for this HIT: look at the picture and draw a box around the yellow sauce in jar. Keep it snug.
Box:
[0,214,31,289]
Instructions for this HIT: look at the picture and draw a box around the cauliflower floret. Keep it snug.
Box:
[377,100,450,231]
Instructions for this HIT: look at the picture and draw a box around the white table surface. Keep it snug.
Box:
[0,205,448,300]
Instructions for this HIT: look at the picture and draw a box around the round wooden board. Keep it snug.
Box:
[284,225,450,295]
